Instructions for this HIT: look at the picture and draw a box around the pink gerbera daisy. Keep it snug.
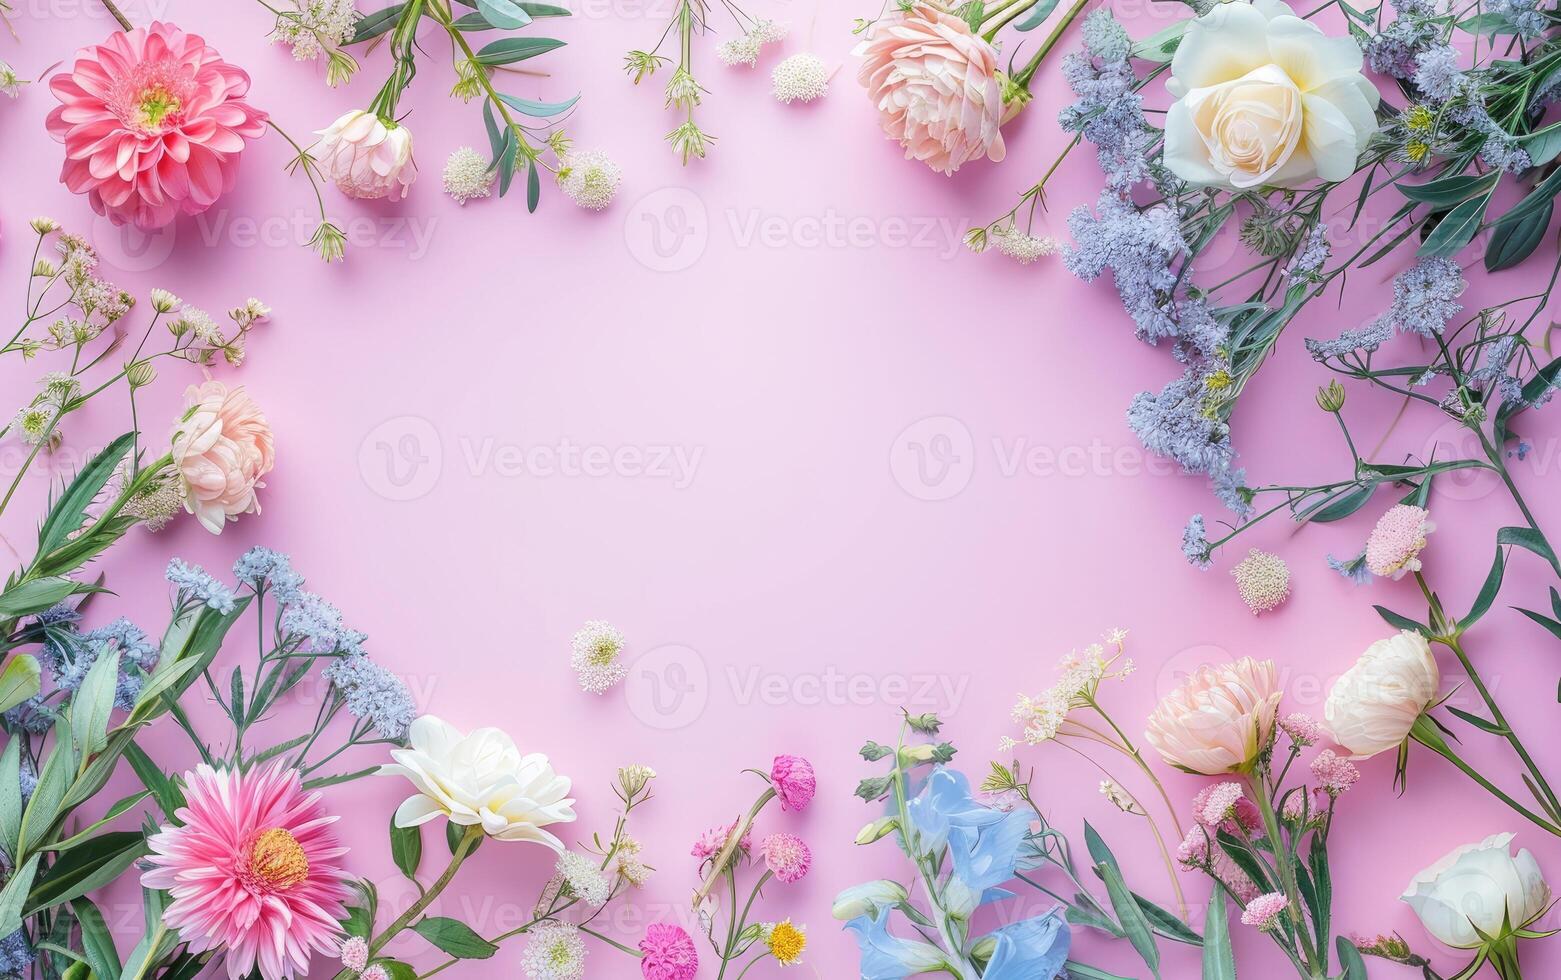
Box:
[141,762,353,980]
[46,22,269,229]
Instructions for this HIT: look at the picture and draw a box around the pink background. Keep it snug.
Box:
[3,0,1561,976]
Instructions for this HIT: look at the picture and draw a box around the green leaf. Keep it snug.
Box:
[1498,526,1559,567]
[1516,606,1561,641]
[1099,861,1160,978]
[0,854,39,936]
[1064,964,1134,980]
[24,831,145,914]
[1485,199,1553,272]
[1013,0,1062,30]
[1309,831,1332,958]
[1522,123,1561,166]
[474,36,564,65]
[0,654,42,714]
[0,577,93,621]
[71,897,122,980]
[1418,193,1488,257]
[1307,483,1376,523]
[20,740,73,853]
[1448,705,1508,734]
[1397,170,1500,208]
[352,3,406,41]
[390,816,422,879]
[35,433,135,559]
[1464,547,1506,628]
[1337,936,1370,978]
[124,742,183,818]
[1374,605,1428,634]
[495,92,579,117]
[478,0,531,28]
[1135,893,1203,945]
[49,790,150,852]
[1131,21,1187,62]
[1491,166,1561,231]
[1457,10,1519,33]
[412,917,498,959]
[526,159,541,213]
[0,739,21,857]
[1200,887,1236,980]
[71,649,120,760]
[1082,820,1120,875]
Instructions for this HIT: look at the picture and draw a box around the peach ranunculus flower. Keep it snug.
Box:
[313,109,416,201]
[1324,630,1440,759]
[170,381,274,534]
[1145,657,1283,774]
[1164,0,1379,190]
[853,2,1007,176]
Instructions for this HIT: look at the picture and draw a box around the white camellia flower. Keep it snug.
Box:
[380,715,576,849]
[1402,833,1551,949]
[1164,0,1379,189]
[1324,630,1440,759]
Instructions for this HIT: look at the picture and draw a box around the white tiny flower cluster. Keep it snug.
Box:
[272,0,361,61]
[521,922,587,980]
[442,147,495,205]
[555,850,610,907]
[772,54,829,104]
[991,226,1063,265]
[557,151,623,211]
[1003,630,1136,749]
[571,619,627,693]
[717,19,788,67]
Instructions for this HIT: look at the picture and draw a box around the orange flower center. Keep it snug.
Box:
[245,828,309,891]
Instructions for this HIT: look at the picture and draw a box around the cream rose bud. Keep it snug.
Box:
[1403,833,1551,949]
[1324,630,1439,759]
[1144,657,1283,775]
[1164,0,1379,189]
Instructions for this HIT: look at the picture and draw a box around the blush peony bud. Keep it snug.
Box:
[313,110,416,201]
[1324,630,1439,759]
[169,381,275,534]
[853,2,1006,175]
[1144,657,1283,774]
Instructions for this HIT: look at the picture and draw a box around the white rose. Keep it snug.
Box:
[1324,630,1439,759]
[1164,0,1379,189]
[381,715,576,849]
[1402,833,1551,949]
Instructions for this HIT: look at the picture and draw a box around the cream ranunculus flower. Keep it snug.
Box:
[380,716,576,849]
[1164,0,1379,189]
[1144,657,1283,775]
[1324,630,1440,759]
[1402,833,1551,950]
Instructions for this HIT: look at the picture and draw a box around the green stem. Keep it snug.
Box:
[1411,716,1561,836]
[1012,0,1092,87]
[367,825,481,957]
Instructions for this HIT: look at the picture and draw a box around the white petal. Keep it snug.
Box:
[1169,2,1274,93]
[1163,98,1226,186]
[1266,15,1367,92]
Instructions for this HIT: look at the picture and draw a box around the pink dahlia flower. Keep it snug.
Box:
[313,110,416,201]
[770,754,816,811]
[46,22,268,230]
[141,762,352,980]
[639,923,698,980]
[170,380,275,535]
[853,2,1007,175]
[758,832,812,883]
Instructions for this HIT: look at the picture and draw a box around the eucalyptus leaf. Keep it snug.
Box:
[478,0,531,28]
[1485,198,1553,272]
[1013,0,1062,30]
[474,36,564,66]
[1098,861,1160,978]
[1417,193,1487,257]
